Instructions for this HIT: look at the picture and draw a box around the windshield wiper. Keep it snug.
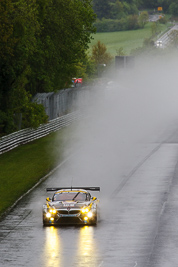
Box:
[72,192,80,200]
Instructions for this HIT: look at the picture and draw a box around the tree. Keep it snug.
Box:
[92,0,111,19]
[127,15,139,30]
[116,47,126,56]
[151,22,160,36]
[91,41,113,65]
[139,0,159,9]
[0,0,40,134]
[169,0,178,17]
[138,11,149,28]
[0,0,16,59]
[0,0,96,134]
[28,0,96,93]
[158,0,172,13]
[72,53,96,82]
[110,0,125,19]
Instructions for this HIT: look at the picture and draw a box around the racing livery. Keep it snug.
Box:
[43,187,100,226]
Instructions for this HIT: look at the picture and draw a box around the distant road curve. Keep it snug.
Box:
[155,24,178,48]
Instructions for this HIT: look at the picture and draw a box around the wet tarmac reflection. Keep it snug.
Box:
[44,226,61,267]
[74,226,99,266]
[43,225,99,267]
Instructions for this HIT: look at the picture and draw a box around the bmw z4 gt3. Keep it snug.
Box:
[43,187,100,226]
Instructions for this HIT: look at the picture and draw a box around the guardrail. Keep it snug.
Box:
[0,111,81,155]
[155,24,178,48]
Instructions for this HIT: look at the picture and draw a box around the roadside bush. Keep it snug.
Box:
[0,111,17,135]
[127,15,140,30]
[143,37,155,46]
[91,41,113,65]
[94,17,140,32]
[158,16,167,24]
[21,102,48,129]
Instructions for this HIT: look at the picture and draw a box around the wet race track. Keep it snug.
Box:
[1,125,178,267]
[1,59,178,267]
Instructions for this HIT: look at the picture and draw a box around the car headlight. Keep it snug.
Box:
[46,212,51,218]
[81,207,90,213]
[49,209,57,214]
[87,211,93,218]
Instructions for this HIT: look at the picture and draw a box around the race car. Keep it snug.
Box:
[43,187,100,226]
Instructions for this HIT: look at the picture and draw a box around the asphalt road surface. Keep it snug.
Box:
[1,120,178,267]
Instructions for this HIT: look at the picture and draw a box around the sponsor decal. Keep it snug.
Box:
[63,203,75,207]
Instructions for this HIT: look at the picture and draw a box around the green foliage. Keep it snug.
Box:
[138,0,160,9]
[93,0,111,19]
[93,0,139,20]
[92,0,176,25]
[0,0,40,134]
[72,54,97,81]
[84,55,97,79]
[143,37,155,46]
[128,15,139,29]
[110,0,125,20]
[0,0,96,135]
[92,0,176,29]
[0,0,16,58]
[123,1,138,15]
[28,0,96,92]
[94,16,140,32]
[22,102,48,128]
[0,110,16,135]
[158,15,167,24]
[138,11,149,28]
[169,0,178,17]
[151,22,161,36]
[116,47,126,55]
[136,0,172,13]
[91,40,113,65]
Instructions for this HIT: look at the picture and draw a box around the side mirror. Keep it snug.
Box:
[92,197,97,201]
[46,197,51,202]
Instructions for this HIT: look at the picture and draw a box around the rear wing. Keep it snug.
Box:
[46,187,100,192]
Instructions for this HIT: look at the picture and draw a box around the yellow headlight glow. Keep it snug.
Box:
[46,212,51,218]
[84,216,88,221]
[50,217,54,221]
[49,209,56,214]
[87,211,93,218]
[81,207,89,213]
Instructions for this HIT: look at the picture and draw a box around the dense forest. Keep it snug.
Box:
[92,0,178,19]
[92,0,178,32]
[0,0,96,134]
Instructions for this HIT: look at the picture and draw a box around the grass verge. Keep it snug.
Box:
[89,22,169,56]
[0,127,70,216]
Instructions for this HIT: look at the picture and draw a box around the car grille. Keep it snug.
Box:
[58,210,68,214]
[57,210,80,214]
[69,210,80,214]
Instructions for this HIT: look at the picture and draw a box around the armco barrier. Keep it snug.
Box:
[0,111,81,154]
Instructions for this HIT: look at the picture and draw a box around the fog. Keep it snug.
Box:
[55,52,178,202]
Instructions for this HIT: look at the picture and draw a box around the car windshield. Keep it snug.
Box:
[53,192,87,201]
